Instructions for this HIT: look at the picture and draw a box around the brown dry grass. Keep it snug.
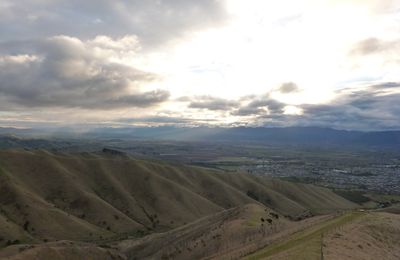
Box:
[324,212,400,260]
[0,149,358,259]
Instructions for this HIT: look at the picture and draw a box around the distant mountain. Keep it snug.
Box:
[84,126,400,147]
[1,126,400,148]
[0,135,79,150]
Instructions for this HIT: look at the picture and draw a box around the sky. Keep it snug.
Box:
[0,0,400,130]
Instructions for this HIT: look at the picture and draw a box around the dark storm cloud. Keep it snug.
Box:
[117,116,192,124]
[297,84,400,130]
[0,0,228,46]
[226,82,400,130]
[116,116,217,125]
[231,83,299,117]
[0,36,169,110]
[232,106,267,116]
[187,96,240,111]
[232,95,285,116]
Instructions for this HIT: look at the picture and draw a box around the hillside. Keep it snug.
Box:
[118,203,293,259]
[0,149,356,249]
[246,211,400,260]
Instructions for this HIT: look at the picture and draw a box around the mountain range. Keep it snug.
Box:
[1,126,400,148]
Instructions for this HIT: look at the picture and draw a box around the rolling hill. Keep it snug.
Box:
[0,149,356,249]
[1,149,399,259]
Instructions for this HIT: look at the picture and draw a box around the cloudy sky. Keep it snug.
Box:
[1,0,400,130]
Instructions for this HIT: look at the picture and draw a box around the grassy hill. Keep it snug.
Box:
[118,203,292,259]
[246,210,400,260]
[0,149,362,260]
[0,149,357,248]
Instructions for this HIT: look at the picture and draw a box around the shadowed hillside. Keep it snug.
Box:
[0,149,357,249]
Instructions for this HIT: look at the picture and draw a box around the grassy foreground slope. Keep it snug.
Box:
[0,149,356,248]
[245,210,400,260]
[118,203,292,260]
[245,211,364,260]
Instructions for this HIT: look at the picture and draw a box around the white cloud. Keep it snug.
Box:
[0,35,169,110]
[1,0,400,130]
